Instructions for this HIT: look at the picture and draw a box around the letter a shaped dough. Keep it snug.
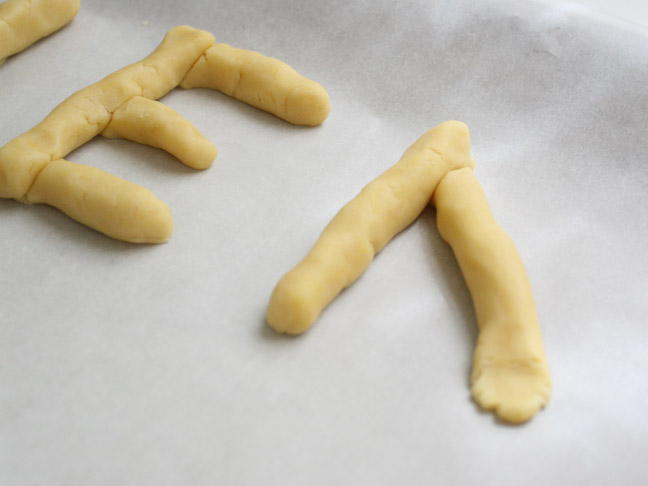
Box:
[434,168,552,423]
[267,121,475,334]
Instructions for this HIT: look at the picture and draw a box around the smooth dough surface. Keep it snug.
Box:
[267,121,476,334]
[0,26,214,243]
[0,25,214,200]
[27,159,173,243]
[0,0,80,63]
[433,167,551,424]
[181,43,330,126]
[0,24,330,243]
[102,96,218,170]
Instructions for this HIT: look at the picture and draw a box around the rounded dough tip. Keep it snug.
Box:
[178,141,218,170]
[193,143,218,170]
[421,120,475,169]
[166,25,215,44]
[492,398,548,425]
[430,120,470,138]
[449,120,469,131]
[266,306,312,336]
[141,202,174,244]
[168,25,198,34]
[286,84,331,126]
[122,197,174,244]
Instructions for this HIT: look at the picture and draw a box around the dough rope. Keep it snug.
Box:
[266,121,475,334]
[102,96,218,170]
[433,167,551,424]
[0,25,330,243]
[0,0,80,65]
[180,43,330,126]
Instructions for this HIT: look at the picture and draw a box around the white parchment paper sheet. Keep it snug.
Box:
[1,0,647,484]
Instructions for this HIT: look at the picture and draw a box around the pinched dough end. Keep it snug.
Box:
[471,356,552,424]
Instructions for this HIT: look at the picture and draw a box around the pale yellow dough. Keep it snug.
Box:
[181,44,330,126]
[266,121,476,334]
[102,96,218,170]
[0,25,330,243]
[0,0,80,64]
[0,26,213,243]
[27,159,173,244]
[433,168,551,424]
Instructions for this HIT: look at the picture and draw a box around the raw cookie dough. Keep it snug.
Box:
[27,159,173,244]
[0,0,80,65]
[267,121,475,334]
[433,167,552,424]
[0,26,213,243]
[102,96,218,170]
[0,25,330,243]
[180,43,330,126]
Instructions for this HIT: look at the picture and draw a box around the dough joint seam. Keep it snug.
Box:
[1,0,81,64]
[0,25,331,243]
[265,122,551,424]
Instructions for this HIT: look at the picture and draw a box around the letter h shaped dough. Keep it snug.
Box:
[0,26,330,243]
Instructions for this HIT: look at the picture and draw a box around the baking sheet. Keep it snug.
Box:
[1,0,647,484]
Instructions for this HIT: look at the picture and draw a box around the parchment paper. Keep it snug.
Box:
[1,1,647,484]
